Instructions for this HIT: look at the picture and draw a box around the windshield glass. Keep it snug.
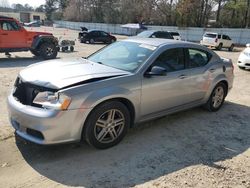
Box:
[137,31,154,37]
[204,33,217,38]
[87,41,156,72]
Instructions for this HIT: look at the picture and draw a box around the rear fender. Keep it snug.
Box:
[203,74,228,102]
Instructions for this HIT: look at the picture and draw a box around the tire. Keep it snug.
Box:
[216,43,223,50]
[70,46,74,52]
[238,66,245,70]
[83,101,130,149]
[80,38,86,43]
[204,82,227,112]
[30,50,40,57]
[228,44,234,52]
[108,39,115,44]
[89,38,95,44]
[39,42,58,60]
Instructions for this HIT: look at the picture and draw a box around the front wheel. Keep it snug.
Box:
[83,101,130,149]
[89,38,95,44]
[39,43,58,59]
[204,82,227,112]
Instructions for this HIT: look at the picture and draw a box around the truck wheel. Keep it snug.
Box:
[39,43,58,60]
[70,46,74,52]
[216,43,223,50]
[30,50,40,57]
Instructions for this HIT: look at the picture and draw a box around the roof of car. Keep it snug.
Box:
[124,37,192,47]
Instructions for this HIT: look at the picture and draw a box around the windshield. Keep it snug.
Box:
[137,31,154,37]
[87,41,156,72]
[204,33,217,38]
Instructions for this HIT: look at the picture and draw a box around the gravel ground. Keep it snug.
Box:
[0,26,249,188]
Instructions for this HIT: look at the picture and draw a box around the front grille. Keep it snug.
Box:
[13,77,56,107]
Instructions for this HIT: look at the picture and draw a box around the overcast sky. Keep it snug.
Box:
[8,0,46,8]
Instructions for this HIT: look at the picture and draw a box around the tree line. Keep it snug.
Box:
[60,0,250,28]
[0,0,249,28]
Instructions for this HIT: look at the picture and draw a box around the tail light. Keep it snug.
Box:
[215,38,218,42]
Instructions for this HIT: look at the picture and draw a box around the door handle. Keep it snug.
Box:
[209,68,215,73]
[178,74,187,79]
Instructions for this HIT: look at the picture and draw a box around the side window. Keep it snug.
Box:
[226,35,231,40]
[162,32,172,39]
[153,48,185,72]
[101,31,108,37]
[218,34,221,39]
[188,48,211,68]
[1,21,20,31]
[222,35,227,40]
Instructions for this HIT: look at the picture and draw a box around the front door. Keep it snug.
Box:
[0,20,27,48]
[141,48,192,116]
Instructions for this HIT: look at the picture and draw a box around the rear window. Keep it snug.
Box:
[204,33,217,38]
[170,32,180,36]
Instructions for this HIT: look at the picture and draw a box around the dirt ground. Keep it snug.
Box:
[0,26,249,188]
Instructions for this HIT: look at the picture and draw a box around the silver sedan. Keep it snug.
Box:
[8,38,234,149]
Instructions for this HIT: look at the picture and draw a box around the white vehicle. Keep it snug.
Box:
[169,31,182,40]
[238,44,250,69]
[200,32,234,51]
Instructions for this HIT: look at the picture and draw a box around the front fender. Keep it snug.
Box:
[84,87,133,108]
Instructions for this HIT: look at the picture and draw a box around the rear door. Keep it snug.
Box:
[0,20,27,48]
[184,48,214,100]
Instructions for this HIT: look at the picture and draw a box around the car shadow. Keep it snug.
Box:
[15,101,250,188]
[0,57,60,68]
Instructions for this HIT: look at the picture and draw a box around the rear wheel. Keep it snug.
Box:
[83,101,130,149]
[39,43,58,59]
[238,66,245,70]
[70,46,74,52]
[228,44,234,51]
[216,43,223,50]
[204,82,227,112]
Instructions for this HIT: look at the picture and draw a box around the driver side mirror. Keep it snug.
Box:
[144,66,167,78]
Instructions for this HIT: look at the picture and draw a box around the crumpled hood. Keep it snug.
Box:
[19,58,129,89]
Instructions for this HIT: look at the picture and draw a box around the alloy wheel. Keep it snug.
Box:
[212,86,224,108]
[94,109,125,144]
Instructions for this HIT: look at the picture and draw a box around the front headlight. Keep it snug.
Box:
[33,91,71,110]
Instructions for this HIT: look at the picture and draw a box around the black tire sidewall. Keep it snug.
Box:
[89,39,94,44]
[206,82,227,112]
[40,43,57,59]
[30,50,40,57]
[84,101,130,149]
